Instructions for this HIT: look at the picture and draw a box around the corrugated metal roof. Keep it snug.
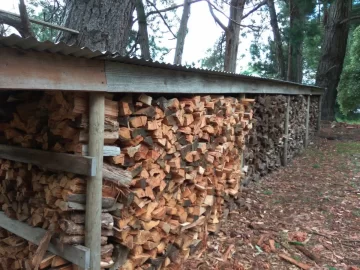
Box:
[0,34,322,91]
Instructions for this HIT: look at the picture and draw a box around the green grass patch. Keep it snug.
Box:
[262,189,273,195]
[313,164,321,169]
[336,142,360,155]
[353,209,360,217]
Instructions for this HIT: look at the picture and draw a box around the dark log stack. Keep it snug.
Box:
[309,96,320,138]
[243,95,286,185]
[287,95,307,162]
[0,91,255,270]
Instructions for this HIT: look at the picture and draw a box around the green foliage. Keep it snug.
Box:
[199,34,225,71]
[337,26,360,115]
[27,0,65,42]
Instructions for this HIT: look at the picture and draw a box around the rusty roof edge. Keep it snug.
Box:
[0,34,324,92]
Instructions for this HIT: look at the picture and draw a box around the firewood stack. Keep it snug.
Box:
[0,228,80,270]
[243,95,286,185]
[0,91,255,269]
[111,94,254,269]
[287,95,307,161]
[309,96,320,138]
[0,158,122,267]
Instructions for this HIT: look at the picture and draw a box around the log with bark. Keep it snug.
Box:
[0,91,255,269]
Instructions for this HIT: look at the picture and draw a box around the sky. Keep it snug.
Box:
[0,0,271,72]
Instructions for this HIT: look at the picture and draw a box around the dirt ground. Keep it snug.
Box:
[184,123,360,270]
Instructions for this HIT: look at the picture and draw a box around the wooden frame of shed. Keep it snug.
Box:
[0,35,324,270]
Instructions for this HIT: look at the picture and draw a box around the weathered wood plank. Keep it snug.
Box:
[305,95,310,147]
[82,145,120,157]
[105,62,324,96]
[0,47,107,91]
[85,93,105,269]
[0,144,96,176]
[0,211,90,269]
[317,95,322,131]
[283,96,290,166]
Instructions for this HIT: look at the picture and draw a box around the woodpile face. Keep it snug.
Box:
[243,95,286,185]
[287,95,307,162]
[309,96,320,138]
[0,91,255,269]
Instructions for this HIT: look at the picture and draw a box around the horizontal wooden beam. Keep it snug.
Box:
[0,144,96,176]
[105,62,324,96]
[0,212,90,269]
[0,48,107,91]
[0,47,324,96]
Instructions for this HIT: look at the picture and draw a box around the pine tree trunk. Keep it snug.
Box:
[58,0,136,54]
[267,0,286,80]
[287,0,304,83]
[174,0,191,65]
[316,0,351,121]
[136,0,151,60]
[224,0,245,73]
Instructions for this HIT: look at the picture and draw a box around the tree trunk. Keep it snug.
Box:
[316,0,351,120]
[174,0,191,65]
[287,0,304,83]
[18,0,33,38]
[136,0,151,60]
[267,0,286,80]
[58,0,136,54]
[224,0,245,72]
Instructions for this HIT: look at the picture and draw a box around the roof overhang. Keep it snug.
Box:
[0,36,324,96]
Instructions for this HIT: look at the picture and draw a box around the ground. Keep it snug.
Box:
[184,123,360,270]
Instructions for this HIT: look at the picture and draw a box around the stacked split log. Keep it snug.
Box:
[0,91,255,269]
[0,91,127,267]
[0,228,80,270]
[111,94,254,269]
[243,95,286,185]
[309,96,320,138]
[287,95,307,161]
[0,158,125,267]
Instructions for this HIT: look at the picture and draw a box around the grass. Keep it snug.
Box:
[262,189,273,195]
[353,209,360,217]
[313,164,321,169]
[336,142,360,155]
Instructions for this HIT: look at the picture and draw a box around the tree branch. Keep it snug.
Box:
[242,0,267,20]
[207,0,228,31]
[0,12,25,37]
[340,15,360,24]
[145,0,177,38]
[146,0,203,18]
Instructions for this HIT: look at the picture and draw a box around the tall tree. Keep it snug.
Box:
[174,0,191,65]
[208,0,266,72]
[136,0,151,59]
[267,0,286,80]
[58,0,136,53]
[316,0,352,120]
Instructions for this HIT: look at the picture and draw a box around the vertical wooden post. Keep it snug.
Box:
[283,95,290,166]
[305,95,310,148]
[317,95,322,132]
[86,93,105,270]
[239,93,246,169]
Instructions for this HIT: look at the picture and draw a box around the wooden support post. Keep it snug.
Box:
[239,93,246,169]
[317,95,322,132]
[85,93,105,269]
[283,96,290,166]
[305,95,311,147]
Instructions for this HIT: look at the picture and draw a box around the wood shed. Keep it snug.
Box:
[0,35,323,270]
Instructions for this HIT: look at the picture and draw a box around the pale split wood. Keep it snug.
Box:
[32,230,54,270]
